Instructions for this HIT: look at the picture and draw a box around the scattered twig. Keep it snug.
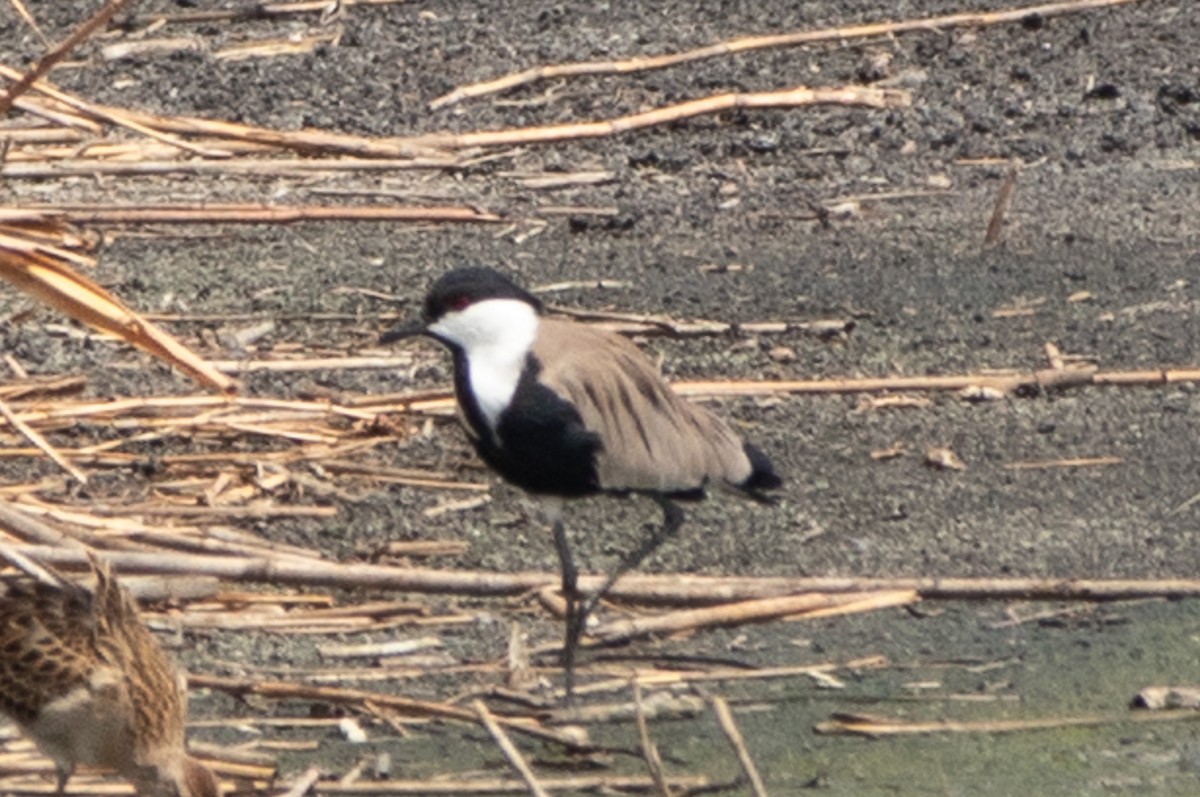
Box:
[312,775,711,794]
[816,709,1200,736]
[711,697,770,797]
[9,542,1200,604]
[27,203,503,226]
[473,700,551,797]
[122,0,410,26]
[984,163,1019,245]
[188,673,589,750]
[417,86,909,149]
[275,765,321,797]
[0,0,135,116]
[1003,456,1122,470]
[0,220,236,393]
[633,683,674,797]
[431,0,1142,107]
[0,156,462,179]
[6,0,49,46]
[589,591,919,646]
[0,64,447,160]
[319,636,443,661]
[0,395,87,484]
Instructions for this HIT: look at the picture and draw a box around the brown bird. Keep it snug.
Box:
[381,266,782,698]
[0,549,220,797]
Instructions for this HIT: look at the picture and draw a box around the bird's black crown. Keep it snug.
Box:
[423,266,543,323]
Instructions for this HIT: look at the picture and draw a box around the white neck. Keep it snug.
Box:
[428,298,539,430]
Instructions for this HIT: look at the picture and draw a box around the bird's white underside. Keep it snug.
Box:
[428,298,539,431]
[30,676,124,774]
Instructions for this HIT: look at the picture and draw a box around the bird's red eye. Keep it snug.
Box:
[450,295,471,311]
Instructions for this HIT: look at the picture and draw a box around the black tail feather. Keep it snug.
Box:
[740,442,782,503]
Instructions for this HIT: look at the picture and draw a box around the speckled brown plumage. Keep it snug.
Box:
[0,555,219,797]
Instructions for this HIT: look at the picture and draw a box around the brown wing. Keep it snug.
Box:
[89,559,188,761]
[0,559,186,762]
[0,578,101,724]
[532,319,753,494]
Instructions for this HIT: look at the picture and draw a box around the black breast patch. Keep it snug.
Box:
[463,355,602,498]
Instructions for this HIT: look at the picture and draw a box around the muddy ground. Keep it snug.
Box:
[2,0,1200,795]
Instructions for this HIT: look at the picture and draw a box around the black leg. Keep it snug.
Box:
[54,764,72,796]
[552,515,583,704]
[582,496,684,618]
[555,498,686,705]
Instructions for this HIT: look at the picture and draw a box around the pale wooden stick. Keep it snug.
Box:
[319,637,442,660]
[0,501,87,549]
[128,0,411,26]
[188,673,584,750]
[0,225,236,392]
[711,696,770,797]
[40,204,502,226]
[417,86,908,149]
[0,65,447,160]
[1003,456,1122,470]
[0,395,87,484]
[0,155,460,179]
[472,700,551,797]
[633,682,674,797]
[6,0,49,46]
[275,765,321,797]
[816,709,1200,737]
[0,540,67,587]
[432,0,1142,108]
[590,591,918,645]
[573,657,886,697]
[0,0,135,115]
[984,163,1020,245]
[11,543,1200,604]
[305,775,712,794]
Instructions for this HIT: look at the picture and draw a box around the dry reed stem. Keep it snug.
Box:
[126,0,410,26]
[6,95,103,132]
[0,86,903,175]
[0,375,87,401]
[0,0,135,116]
[0,155,463,179]
[633,683,674,797]
[816,709,1200,737]
[711,697,769,797]
[1003,456,1122,469]
[0,65,451,160]
[473,700,551,797]
[28,204,503,226]
[575,657,887,697]
[591,591,917,645]
[276,765,321,797]
[312,775,711,795]
[416,86,908,149]
[5,0,48,46]
[432,0,1142,107]
[0,64,449,160]
[11,541,1200,605]
[984,163,1020,245]
[0,223,235,392]
[0,396,87,484]
[188,673,587,750]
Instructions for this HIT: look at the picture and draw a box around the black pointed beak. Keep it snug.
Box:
[379,319,427,345]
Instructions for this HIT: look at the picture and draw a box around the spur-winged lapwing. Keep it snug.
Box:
[381,266,781,698]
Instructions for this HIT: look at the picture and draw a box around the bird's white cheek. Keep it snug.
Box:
[427,315,461,345]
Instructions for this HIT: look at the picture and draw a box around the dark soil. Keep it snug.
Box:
[2,0,1199,794]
